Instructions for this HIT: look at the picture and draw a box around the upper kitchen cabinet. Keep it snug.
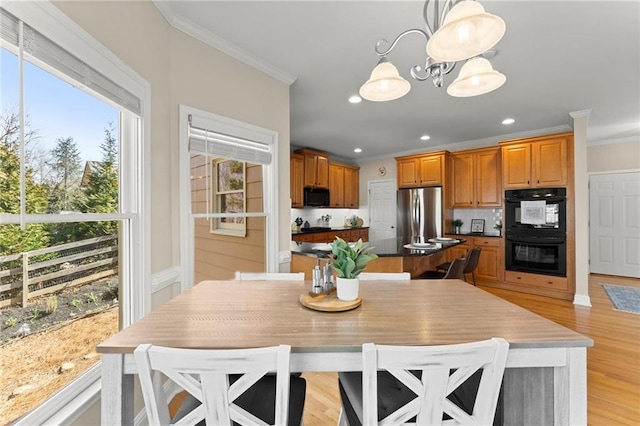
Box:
[328,163,345,207]
[396,151,447,188]
[344,166,360,208]
[296,149,329,189]
[290,154,304,208]
[449,147,502,208]
[328,162,360,208]
[501,133,572,189]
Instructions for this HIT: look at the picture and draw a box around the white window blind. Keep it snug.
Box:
[188,115,272,165]
[0,7,141,115]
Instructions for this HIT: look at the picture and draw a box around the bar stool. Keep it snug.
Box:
[413,257,467,280]
[435,247,482,285]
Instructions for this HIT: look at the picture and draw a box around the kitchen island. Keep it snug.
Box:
[291,237,465,279]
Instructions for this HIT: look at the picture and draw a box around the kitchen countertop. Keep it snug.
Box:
[446,232,502,238]
[292,226,369,235]
[292,237,465,258]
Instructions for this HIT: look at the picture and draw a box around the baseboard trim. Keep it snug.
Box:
[573,293,592,307]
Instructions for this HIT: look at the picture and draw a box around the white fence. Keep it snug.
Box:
[0,235,118,308]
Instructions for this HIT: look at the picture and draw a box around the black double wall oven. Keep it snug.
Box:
[505,188,567,277]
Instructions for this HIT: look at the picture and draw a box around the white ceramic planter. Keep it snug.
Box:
[336,277,359,301]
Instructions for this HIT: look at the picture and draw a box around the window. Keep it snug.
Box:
[212,159,246,235]
[0,3,149,424]
[181,106,278,287]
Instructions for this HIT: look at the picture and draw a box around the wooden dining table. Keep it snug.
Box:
[97,279,593,425]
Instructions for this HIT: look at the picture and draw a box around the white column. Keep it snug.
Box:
[570,110,591,306]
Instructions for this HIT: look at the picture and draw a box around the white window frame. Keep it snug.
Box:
[0,2,150,424]
[180,105,279,291]
[210,158,247,236]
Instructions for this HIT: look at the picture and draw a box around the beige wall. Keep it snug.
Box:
[588,139,640,172]
[55,0,174,273]
[168,28,291,269]
[52,1,290,424]
[356,157,398,205]
[55,0,290,277]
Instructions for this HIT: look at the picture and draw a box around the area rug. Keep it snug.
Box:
[602,284,640,314]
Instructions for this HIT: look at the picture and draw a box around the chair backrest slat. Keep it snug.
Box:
[362,338,509,425]
[134,344,292,426]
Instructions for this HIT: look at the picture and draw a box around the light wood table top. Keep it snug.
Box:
[97,279,591,354]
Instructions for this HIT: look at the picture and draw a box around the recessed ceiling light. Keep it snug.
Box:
[502,118,515,125]
[348,95,362,104]
[420,135,431,141]
[354,148,362,153]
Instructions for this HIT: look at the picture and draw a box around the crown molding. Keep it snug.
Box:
[152,1,296,86]
[587,135,640,147]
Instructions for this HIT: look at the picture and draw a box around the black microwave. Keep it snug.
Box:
[304,188,330,207]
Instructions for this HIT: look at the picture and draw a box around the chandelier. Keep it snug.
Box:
[359,0,506,101]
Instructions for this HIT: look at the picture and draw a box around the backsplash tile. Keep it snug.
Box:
[452,208,503,236]
[291,208,369,230]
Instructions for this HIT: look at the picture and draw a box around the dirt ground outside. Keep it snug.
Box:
[0,279,119,425]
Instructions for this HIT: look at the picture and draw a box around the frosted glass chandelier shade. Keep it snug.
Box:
[426,0,506,63]
[446,57,506,97]
[359,60,411,102]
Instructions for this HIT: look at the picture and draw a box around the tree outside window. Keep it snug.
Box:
[211,159,246,236]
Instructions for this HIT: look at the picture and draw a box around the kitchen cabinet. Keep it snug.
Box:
[396,151,447,188]
[296,149,329,189]
[329,163,345,207]
[328,162,360,208]
[449,147,501,208]
[446,236,503,284]
[344,166,360,208]
[290,154,304,208]
[501,133,571,189]
[473,237,503,283]
[504,270,568,292]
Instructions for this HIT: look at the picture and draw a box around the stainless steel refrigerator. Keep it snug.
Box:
[397,187,443,244]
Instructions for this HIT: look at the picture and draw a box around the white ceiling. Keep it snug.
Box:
[155,1,640,161]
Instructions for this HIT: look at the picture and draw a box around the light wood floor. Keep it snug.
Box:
[301,274,640,426]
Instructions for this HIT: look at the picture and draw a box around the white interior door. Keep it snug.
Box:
[368,180,397,253]
[589,172,640,278]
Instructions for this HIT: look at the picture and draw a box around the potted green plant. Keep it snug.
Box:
[453,219,463,234]
[331,237,378,301]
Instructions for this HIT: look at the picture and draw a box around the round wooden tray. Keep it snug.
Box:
[299,291,362,312]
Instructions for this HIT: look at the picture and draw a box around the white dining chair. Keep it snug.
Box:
[358,272,411,281]
[235,271,305,281]
[135,343,306,426]
[338,338,509,425]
